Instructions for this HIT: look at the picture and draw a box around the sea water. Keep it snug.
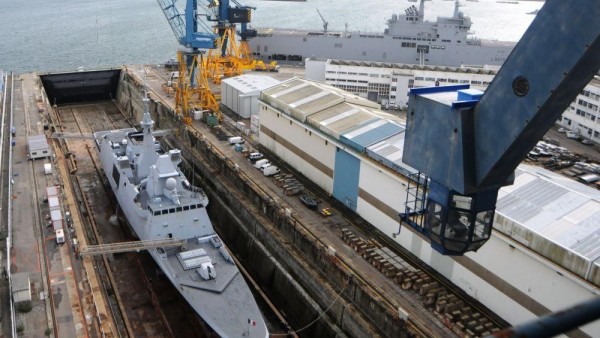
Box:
[0,0,542,73]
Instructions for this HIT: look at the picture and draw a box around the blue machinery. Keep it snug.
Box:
[400,0,600,255]
[156,0,255,52]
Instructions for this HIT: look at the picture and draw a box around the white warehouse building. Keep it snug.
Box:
[305,58,497,109]
[559,76,600,144]
[221,74,281,119]
[258,77,600,337]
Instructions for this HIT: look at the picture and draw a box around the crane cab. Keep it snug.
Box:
[423,182,496,255]
[401,173,496,256]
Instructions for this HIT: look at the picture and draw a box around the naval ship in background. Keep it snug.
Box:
[94,91,268,338]
[248,0,516,67]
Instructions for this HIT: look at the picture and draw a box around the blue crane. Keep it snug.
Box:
[400,0,600,255]
[157,0,255,53]
[157,0,217,50]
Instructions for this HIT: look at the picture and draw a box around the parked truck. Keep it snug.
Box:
[228,136,245,145]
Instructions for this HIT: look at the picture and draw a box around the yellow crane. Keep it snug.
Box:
[174,51,220,125]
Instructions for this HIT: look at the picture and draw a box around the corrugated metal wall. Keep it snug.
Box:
[333,148,360,211]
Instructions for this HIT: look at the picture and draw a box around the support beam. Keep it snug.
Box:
[80,239,185,256]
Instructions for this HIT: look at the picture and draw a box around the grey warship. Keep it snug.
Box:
[94,91,268,338]
[249,0,515,67]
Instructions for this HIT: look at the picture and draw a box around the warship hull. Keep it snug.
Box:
[249,0,515,67]
[94,96,268,338]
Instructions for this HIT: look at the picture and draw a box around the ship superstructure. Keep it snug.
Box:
[93,91,268,338]
[249,0,514,67]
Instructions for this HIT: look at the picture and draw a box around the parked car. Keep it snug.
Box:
[299,194,318,209]
[557,127,567,133]
[566,131,580,140]
[249,152,264,161]
[580,138,594,145]
[254,158,271,170]
[254,159,270,169]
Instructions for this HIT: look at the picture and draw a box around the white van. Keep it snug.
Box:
[254,159,270,169]
[263,166,280,176]
[228,136,245,145]
[260,162,272,172]
[249,152,263,161]
[566,131,580,139]
[56,229,65,244]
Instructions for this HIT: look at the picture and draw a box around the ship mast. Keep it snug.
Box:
[453,0,461,19]
[135,88,159,182]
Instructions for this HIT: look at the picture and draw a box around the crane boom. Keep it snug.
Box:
[401,0,600,255]
[157,0,216,49]
[316,8,328,33]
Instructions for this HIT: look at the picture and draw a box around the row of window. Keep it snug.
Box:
[414,77,490,86]
[333,84,369,93]
[392,36,438,42]
[326,78,369,84]
[149,203,204,216]
[325,71,391,79]
[358,35,384,39]
[575,109,597,121]
[577,98,599,112]
[581,89,600,101]
[430,45,447,50]
[401,42,417,48]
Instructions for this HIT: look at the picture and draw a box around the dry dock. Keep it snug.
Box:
[1,67,514,337]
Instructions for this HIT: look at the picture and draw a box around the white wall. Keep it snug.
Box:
[259,104,335,191]
[357,161,408,235]
[305,59,327,82]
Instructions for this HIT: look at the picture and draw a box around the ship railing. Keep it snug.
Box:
[182,179,205,195]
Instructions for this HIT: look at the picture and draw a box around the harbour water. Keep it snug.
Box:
[0,0,543,73]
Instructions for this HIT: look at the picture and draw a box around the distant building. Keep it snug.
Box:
[27,134,51,160]
[306,58,496,109]
[307,59,600,145]
[558,76,600,144]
